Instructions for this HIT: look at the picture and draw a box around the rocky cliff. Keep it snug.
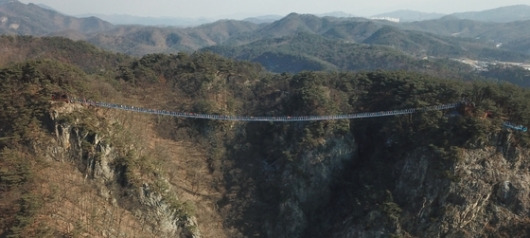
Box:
[330,130,530,237]
[17,100,529,238]
[45,102,200,237]
[2,50,530,237]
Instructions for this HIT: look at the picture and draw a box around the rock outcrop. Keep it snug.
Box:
[47,104,200,238]
[333,130,530,237]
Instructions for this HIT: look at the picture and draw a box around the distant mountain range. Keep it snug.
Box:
[371,10,444,22]
[243,15,283,24]
[90,5,530,26]
[448,4,530,22]
[86,14,216,27]
[1,0,529,73]
[373,5,530,23]
[0,0,112,36]
[83,5,530,26]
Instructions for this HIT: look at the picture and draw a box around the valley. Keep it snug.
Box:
[1,1,530,237]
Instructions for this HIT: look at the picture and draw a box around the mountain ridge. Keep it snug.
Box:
[0,0,113,35]
[372,5,530,23]
[371,10,444,22]
[448,4,530,22]
[1,1,530,71]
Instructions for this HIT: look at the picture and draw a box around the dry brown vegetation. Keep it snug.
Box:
[2,37,530,237]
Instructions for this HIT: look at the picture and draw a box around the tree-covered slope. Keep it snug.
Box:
[114,54,530,237]
[0,0,113,35]
[363,25,527,61]
[1,38,530,237]
[203,31,483,79]
[204,32,419,72]
[403,18,530,55]
[87,20,260,56]
[2,0,530,67]
[0,35,131,73]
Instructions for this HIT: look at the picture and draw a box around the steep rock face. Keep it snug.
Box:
[398,132,529,237]
[333,131,530,237]
[138,184,199,237]
[47,104,200,238]
[265,136,357,238]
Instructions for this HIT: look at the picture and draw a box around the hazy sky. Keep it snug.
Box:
[18,0,530,19]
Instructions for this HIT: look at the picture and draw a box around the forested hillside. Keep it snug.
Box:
[203,31,479,76]
[0,0,112,35]
[0,35,131,72]
[3,1,530,65]
[1,37,530,237]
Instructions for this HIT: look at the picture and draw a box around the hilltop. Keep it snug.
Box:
[0,0,112,36]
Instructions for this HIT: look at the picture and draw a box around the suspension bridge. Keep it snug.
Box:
[69,97,461,122]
